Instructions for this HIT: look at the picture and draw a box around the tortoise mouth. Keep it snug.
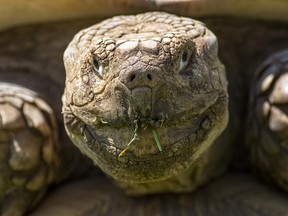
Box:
[64,94,228,183]
[81,112,211,159]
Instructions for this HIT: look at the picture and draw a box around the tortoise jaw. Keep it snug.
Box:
[81,114,207,158]
[64,93,228,183]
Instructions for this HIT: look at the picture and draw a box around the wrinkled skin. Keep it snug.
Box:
[1,11,288,216]
[62,12,228,192]
[249,49,288,191]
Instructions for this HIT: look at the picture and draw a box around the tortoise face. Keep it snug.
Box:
[62,12,228,183]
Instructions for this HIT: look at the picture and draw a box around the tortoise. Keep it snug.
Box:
[1,1,288,215]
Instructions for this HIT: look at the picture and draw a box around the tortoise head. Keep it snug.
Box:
[62,12,228,184]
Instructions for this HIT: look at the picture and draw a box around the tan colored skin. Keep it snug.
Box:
[1,11,288,215]
[249,49,288,191]
[0,84,59,216]
[62,12,229,194]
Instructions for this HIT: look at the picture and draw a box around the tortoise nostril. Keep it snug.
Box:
[129,74,136,83]
[128,73,153,84]
[125,70,159,88]
[147,73,153,81]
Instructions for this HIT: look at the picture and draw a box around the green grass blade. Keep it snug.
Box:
[152,129,163,152]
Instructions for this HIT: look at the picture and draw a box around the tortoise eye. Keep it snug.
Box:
[92,56,103,77]
[182,49,188,62]
[179,49,190,72]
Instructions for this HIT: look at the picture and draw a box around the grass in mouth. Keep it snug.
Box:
[118,120,139,157]
[152,129,163,152]
[118,121,163,157]
[118,132,138,157]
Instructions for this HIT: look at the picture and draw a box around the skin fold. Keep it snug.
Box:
[62,12,229,194]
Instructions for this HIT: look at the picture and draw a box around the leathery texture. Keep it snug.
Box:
[249,49,288,192]
[63,12,229,194]
[0,83,59,216]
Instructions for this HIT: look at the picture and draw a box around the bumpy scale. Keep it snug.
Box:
[0,83,59,216]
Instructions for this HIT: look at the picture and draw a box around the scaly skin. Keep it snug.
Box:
[249,49,288,191]
[0,82,92,215]
[0,83,59,215]
[1,11,288,215]
[62,12,229,194]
